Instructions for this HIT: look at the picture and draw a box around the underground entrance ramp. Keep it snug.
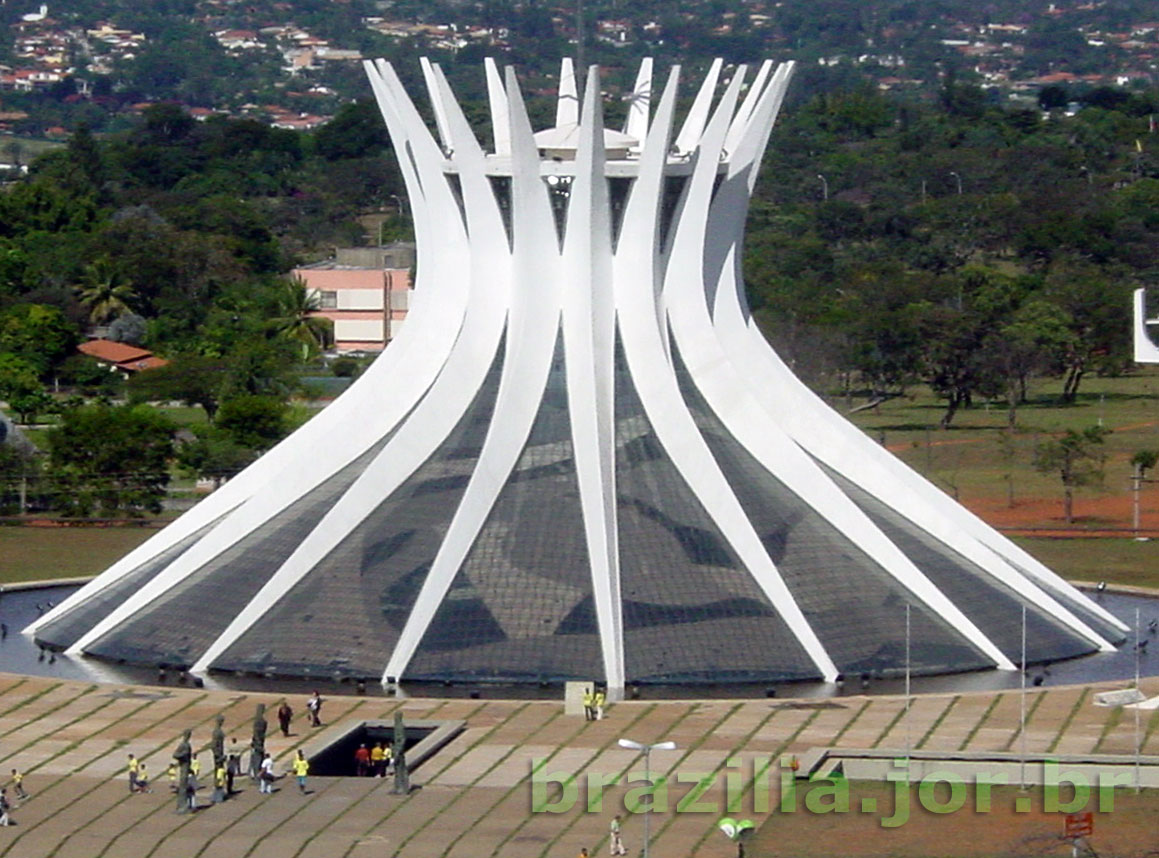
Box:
[301,718,464,777]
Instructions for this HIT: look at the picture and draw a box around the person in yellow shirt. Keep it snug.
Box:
[370,742,386,778]
[9,769,27,800]
[293,750,309,794]
[127,754,139,794]
[190,755,201,787]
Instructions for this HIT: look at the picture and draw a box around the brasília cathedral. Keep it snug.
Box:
[28,58,1127,696]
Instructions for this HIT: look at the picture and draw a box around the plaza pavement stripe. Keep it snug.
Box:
[38,692,249,858]
[92,698,287,858]
[840,698,903,748]
[430,704,550,786]
[511,704,713,858]
[657,708,818,858]
[398,723,607,858]
[454,705,667,858]
[0,688,121,769]
[97,693,350,858]
[916,694,960,748]
[328,703,532,858]
[0,692,215,858]
[37,704,239,858]
[965,690,1024,752]
[434,706,666,858]
[1039,688,1088,753]
[789,702,866,753]
[137,778,347,858]
[0,683,82,739]
[875,694,954,751]
[160,777,368,858]
[920,692,994,752]
[294,702,492,858]
[386,706,571,857]
[1057,691,1113,755]
[683,717,827,858]
[556,704,768,858]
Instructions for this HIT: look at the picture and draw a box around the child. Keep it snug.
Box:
[135,763,153,793]
[9,770,27,801]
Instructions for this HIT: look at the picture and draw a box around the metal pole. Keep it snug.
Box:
[643,747,651,858]
[817,174,828,201]
[1136,607,1142,794]
[905,603,911,780]
[1020,605,1027,790]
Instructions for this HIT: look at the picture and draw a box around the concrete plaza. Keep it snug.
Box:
[0,673,1155,858]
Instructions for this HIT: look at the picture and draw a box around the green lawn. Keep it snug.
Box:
[1013,537,1159,589]
[846,369,1159,514]
[0,525,158,583]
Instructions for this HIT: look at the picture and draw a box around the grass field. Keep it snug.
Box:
[0,524,157,583]
[749,780,1159,858]
[2,368,1157,586]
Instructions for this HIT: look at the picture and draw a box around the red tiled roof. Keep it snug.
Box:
[79,338,153,363]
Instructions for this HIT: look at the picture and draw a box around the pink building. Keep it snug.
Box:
[292,244,414,353]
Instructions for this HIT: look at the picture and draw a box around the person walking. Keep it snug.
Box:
[189,755,201,788]
[226,749,239,796]
[0,789,11,826]
[306,691,323,727]
[593,688,606,721]
[292,750,309,794]
[9,770,27,801]
[582,688,595,721]
[127,754,139,794]
[259,752,275,794]
[609,815,627,856]
[166,762,178,793]
[213,761,227,803]
[277,701,294,737]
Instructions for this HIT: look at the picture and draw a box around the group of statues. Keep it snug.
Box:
[170,703,411,813]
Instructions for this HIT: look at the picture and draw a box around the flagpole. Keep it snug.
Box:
[1135,607,1142,794]
[905,603,911,781]
[1020,604,1027,790]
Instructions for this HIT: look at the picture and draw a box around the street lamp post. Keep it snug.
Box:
[950,171,962,195]
[817,173,828,201]
[618,738,676,858]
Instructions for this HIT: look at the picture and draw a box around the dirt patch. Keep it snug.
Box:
[748,781,1159,858]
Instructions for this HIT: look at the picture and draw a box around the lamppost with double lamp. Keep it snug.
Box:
[618,738,676,858]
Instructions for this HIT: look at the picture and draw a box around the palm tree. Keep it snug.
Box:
[75,259,139,326]
[270,277,332,361]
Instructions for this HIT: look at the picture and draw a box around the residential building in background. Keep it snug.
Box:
[293,242,414,353]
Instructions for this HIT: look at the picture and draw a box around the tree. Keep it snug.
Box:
[980,300,1075,428]
[74,258,139,325]
[215,395,290,452]
[127,355,229,420]
[269,278,332,360]
[175,430,255,488]
[46,404,176,517]
[0,303,79,378]
[0,354,46,423]
[1033,426,1111,524]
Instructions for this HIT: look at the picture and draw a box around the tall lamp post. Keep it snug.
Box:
[817,173,829,201]
[618,738,676,858]
[950,171,962,195]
